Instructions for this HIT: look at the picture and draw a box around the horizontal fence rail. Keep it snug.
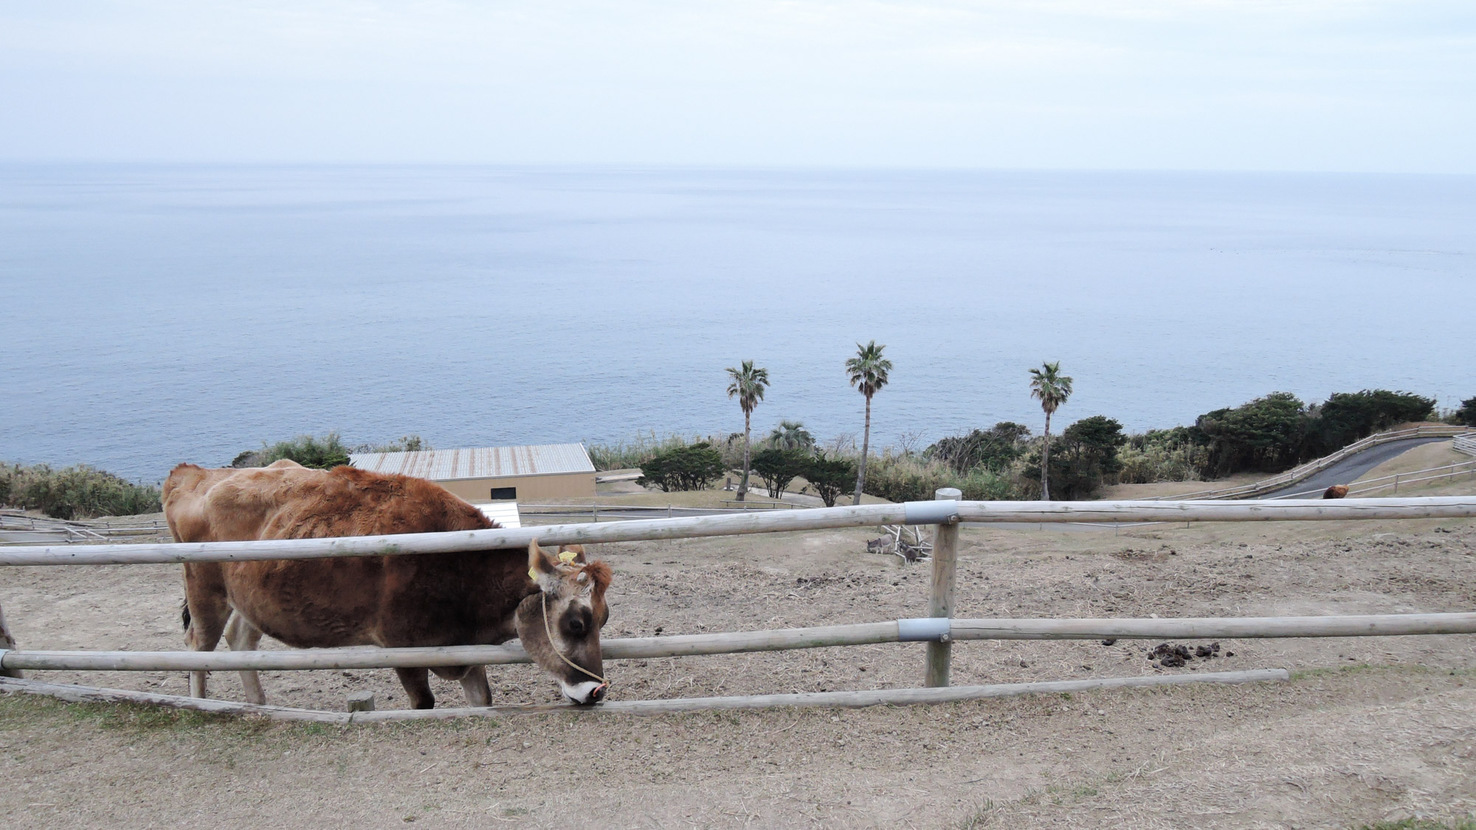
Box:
[0,670,1293,721]
[6,613,1475,674]
[3,496,1475,567]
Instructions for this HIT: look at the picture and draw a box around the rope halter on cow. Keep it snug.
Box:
[532,548,609,695]
[541,589,609,692]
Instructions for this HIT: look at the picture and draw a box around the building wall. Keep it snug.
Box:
[437,471,595,504]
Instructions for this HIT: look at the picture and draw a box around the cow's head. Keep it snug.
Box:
[516,540,612,705]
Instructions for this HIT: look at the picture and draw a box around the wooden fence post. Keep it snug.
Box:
[0,599,21,678]
[926,487,962,687]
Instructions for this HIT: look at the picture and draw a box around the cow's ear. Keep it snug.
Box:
[557,544,587,565]
[527,540,559,588]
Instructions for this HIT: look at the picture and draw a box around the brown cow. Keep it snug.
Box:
[1322,484,1350,499]
[163,460,611,709]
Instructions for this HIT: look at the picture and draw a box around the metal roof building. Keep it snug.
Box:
[349,443,595,504]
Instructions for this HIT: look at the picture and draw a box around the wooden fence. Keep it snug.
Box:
[2,495,1476,718]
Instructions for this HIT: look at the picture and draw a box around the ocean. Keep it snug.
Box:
[2,165,1472,483]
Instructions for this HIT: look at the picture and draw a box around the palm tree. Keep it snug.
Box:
[726,360,770,501]
[845,340,892,506]
[1028,361,1074,500]
[766,420,815,453]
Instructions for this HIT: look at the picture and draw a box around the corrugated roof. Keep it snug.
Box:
[348,443,594,481]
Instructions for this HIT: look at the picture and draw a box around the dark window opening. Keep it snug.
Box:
[489,486,517,501]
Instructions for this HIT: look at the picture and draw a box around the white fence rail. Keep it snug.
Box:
[3,497,1474,567]
[5,612,1475,674]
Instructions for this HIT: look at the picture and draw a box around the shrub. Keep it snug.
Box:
[955,467,1017,501]
[1034,417,1123,499]
[0,462,162,520]
[637,443,726,492]
[861,451,956,503]
[1117,428,1209,483]
[589,433,745,472]
[1452,396,1476,427]
[1304,390,1436,456]
[925,422,1031,474]
[235,433,352,470]
[861,450,1024,503]
[750,448,809,499]
[354,435,431,454]
[1195,392,1310,477]
[805,452,856,507]
[587,433,698,471]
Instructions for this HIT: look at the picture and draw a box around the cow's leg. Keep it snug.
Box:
[430,665,491,707]
[427,665,492,707]
[394,667,436,710]
[182,564,230,700]
[223,612,266,705]
[458,667,492,707]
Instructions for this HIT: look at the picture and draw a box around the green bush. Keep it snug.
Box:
[587,433,699,471]
[750,447,809,499]
[805,452,856,507]
[354,435,431,454]
[0,462,162,520]
[925,422,1031,474]
[861,451,955,503]
[1196,392,1310,477]
[1304,390,1436,456]
[861,450,1023,503]
[588,432,745,472]
[235,433,352,470]
[637,443,727,492]
[1117,428,1209,483]
[1452,396,1476,427]
[955,467,1017,501]
[1016,416,1127,500]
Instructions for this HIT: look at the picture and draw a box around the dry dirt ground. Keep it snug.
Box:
[2,475,1475,827]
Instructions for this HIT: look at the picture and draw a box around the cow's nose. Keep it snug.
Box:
[562,680,607,705]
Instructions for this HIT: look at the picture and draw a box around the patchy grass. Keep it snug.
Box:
[1290,664,1476,682]
[0,692,269,737]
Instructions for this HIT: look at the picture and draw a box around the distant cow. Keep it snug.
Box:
[1322,485,1350,499]
[162,460,611,709]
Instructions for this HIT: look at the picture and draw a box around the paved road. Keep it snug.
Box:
[1256,436,1452,499]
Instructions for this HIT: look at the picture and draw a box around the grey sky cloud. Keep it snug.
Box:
[1,0,1472,171]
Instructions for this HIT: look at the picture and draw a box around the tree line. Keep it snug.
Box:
[636,344,1475,504]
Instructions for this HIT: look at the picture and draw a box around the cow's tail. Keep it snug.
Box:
[181,600,192,632]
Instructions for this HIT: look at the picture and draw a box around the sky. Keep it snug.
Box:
[1,1,1473,172]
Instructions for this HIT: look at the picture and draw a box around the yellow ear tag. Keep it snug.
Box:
[558,550,578,565]
[528,568,539,582]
